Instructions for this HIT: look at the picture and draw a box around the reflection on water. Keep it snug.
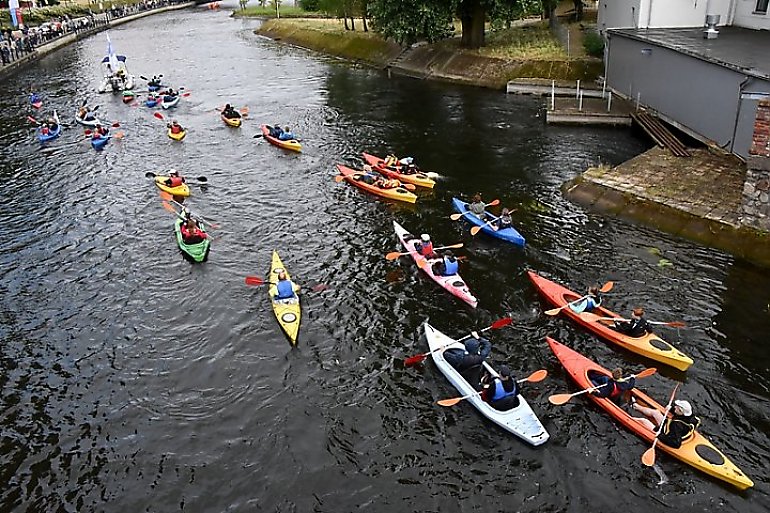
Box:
[0,3,767,511]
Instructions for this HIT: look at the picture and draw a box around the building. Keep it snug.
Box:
[598,1,770,160]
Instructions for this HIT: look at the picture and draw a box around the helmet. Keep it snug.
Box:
[420,234,430,242]
[674,400,692,416]
[169,168,178,176]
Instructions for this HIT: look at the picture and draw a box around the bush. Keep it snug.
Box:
[582,30,604,58]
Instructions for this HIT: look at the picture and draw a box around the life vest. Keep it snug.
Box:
[275,280,295,299]
[168,176,184,187]
[171,125,182,134]
[491,379,518,401]
[584,295,601,310]
[180,224,204,243]
[443,257,458,275]
[379,179,398,189]
[417,241,433,256]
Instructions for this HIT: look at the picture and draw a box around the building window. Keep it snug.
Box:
[756,0,769,14]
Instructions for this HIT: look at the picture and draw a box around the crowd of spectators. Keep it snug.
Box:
[1,0,186,67]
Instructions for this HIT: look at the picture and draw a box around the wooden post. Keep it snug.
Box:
[607,91,613,112]
[602,78,606,98]
[576,79,580,99]
[551,80,555,110]
[579,91,584,111]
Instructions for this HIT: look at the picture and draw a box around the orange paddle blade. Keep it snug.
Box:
[112,121,121,127]
[158,191,173,201]
[436,397,465,407]
[113,131,125,139]
[244,276,264,286]
[334,175,345,183]
[385,251,405,261]
[635,368,657,379]
[525,369,548,383]
[600,281,614,292]
[162,201,176,215]
[401,183,416,191]
[548,393,574,406]
[490,317,513,329]
[486,199,500,206]
[470,225,482,236]
[664,321,686,328]
[641,445,657,467]
[449,213,464,221]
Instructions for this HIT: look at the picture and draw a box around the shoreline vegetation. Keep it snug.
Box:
[0,0,152,27]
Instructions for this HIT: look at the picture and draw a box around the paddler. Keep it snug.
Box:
[270,270,300,301]
[222,104,240,119]
[168,120,184,135]
[468,193,487,218]
[164,169,185,187]
[589,367,635,405]
[631,399,700,449]
[180,214,207,244]
[481,365,520,411]
[494,208,513,231]
[277,126,296,141]
[431,250,459,277]
[414,233,437,259]
[613,307,653,337]
[443,331,492,383]
[569,285,602,313]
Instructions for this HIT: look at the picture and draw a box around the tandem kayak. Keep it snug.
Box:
[527,271,693,371]
[546,337,753,490]
[260,124,301,152]
[336,165,417,204]
[161,95,180,109]
[91,134,110,150]
[451,197,525,247]
[154,176,190,197]
[362,152,436,189]
[269,250,301,345]
[393,220,477,307]
[36,111,61,142]
[174,218,210,262]
[222,114,242,127]
[167,128,186,141]
[425,322,549,446]
[75,113,102,128]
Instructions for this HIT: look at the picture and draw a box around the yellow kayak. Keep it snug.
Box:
[222,114,242,127]
[154,176,191,197]
[269,250,301,345]
[167,128,186,141]
[261,124,301,152]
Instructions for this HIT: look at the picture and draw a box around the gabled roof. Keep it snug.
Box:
[609,26,770,80]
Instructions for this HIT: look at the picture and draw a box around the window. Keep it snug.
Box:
[756,0,769,14]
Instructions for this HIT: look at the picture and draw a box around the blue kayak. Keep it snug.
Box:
[36,123,61,142]
[91,135,110,150]
[451,197,525,247]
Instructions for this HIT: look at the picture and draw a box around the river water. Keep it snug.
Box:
[0,4,768,512]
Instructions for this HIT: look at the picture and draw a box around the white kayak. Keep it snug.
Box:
[161,95,180,109]
[424,322,549,446]
[75,112,102,128]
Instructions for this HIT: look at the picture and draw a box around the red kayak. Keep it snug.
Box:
[546,337,753,490]
[528,271,693,371]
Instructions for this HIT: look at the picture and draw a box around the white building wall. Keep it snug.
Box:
[732,0,770,30]
[598,0,734,31]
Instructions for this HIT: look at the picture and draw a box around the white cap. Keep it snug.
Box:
[169,168,178,175]
[421,234,430,242]
[673,400,692,416]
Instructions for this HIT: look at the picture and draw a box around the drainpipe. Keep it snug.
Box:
[729,76,751,154]
[646,0,653,29]
[727,0,736,25]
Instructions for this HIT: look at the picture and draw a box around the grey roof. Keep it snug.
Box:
[609,26,770,80]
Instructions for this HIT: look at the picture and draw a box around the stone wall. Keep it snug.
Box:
[741,99,770,230]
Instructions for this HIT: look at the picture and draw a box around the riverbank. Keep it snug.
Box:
[564,146,770,267]
[254,18,602,89]
[0,2,194,82]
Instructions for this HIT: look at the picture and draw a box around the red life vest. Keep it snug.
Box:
[169,176,184,187]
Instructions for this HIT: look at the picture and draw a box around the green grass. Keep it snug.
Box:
[478,21,568,60]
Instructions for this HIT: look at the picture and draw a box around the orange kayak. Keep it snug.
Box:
[362,152,435,189]
[546,336,753,490]
[527,271,693,371]
[335,164,417,204]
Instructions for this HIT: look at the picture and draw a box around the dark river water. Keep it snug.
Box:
[1,4,768,512]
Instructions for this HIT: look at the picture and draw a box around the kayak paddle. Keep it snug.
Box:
[642,384,680,466]
[544,281,614,316]
[437,369,548,406]
[580,313,686,328]
[403,317,512,367]
[547,367,657,405]
[386,243,463,261]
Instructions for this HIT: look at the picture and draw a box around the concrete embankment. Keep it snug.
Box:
[255,19,602,90]
[0,2,195,82]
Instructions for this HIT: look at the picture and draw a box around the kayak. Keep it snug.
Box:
[546,336,753,490]
[393,220,477,307]
[269,250,301,345]
[30,94,42,109]
[336,165,417,204]
[145,97,160,108]
[362,152,436,189]
[527,271,693,371]
[425,322,549,446]
[154,176,190,197]
[167,128,186,141]
[222,114,242,127]
[122,91,135,104]
[36,111,61,142]
[91,134,110,150]
[260,124,301,152]
[75,113,102,128]
[161,95,180,109]
[451,197,526,247]
[174,217,210,263]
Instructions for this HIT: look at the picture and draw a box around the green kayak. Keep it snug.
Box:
[174,218,210,262]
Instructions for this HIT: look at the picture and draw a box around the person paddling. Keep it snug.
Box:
[93,124,109,139]
[270,270,300,301]
[632,399,700,449]
[180,215,207,244]
[414,233,437,259]
[278,126,296,141]
[613,307,653,337]
[468,193,487,218]
[164,168,185,187]
[168,120,184,134]
[432,249,459,277]
[495,208,513,230]
[570,284,602,313]
[443,330,492,384]
[481,365,520,411]
[223,104,240,119]
[588,367,635,405]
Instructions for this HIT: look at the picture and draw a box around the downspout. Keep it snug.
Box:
[727,0,736,25]
[729,76,751,155]
[646,0,653,28]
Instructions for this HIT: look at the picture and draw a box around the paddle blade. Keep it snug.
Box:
[27,115,38,124]
[145,171,156,178]
[240,107,249,116]
[244,276,264,286]
[436,397,465,407]
[548,393,574,406]
[641,446,657,467]
[425,172,439,179]
[113,131,125,139]
[403,354,427,367]
[450,213,464,221]
[385,251,404,261]
[182,92,191,97]
[491,317,513,330]
[311,284,329,293]
[635,367,657,379]
[600,281,614,293]
[253,134,263,139]
[544,307,563,316]
[665,321,687,328]
[153,112,164,120]
[162,201,176,215]
[334,175,345,183]
[487,199,500,207]
[525,369,548,383]
[112,121,121,127]
[402,183,416,191]
[196,176,208,182]
[158,191,173,201]
[470,225,482,236]
[83,129,93,136]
